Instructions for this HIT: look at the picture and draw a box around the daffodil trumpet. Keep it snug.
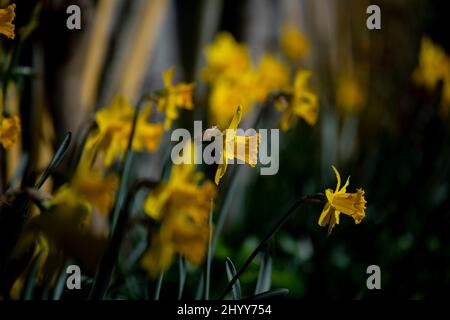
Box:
[170,107,279,184]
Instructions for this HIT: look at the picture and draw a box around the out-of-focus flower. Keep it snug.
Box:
[0,3,15,39]
[413,37,450,115]
[209,74,253,128]
[0,91,21,149]
[157,66,194,130]
[85,96,163,166]
[0,114,20,149]
[10,157,117,290]
[336,75,366,113]
[253,54,290,102]
[318,166,366,236]
[69,156,119,214]
[280,24,309,61]
[275,70,319,131]
[413,37,450,90]
[20,186,110,270]
[202,32,250,83]
[203,34,291,128]
[9,235,51,299]
[215,105,260,185]
[142,156,216,277]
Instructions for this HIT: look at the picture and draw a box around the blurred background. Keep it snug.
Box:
[2,0,450,299]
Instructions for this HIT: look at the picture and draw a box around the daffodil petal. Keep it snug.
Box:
[331,165,341,192]
[228,105,242,130]
[318,202,331,226]
[215,161,228,185]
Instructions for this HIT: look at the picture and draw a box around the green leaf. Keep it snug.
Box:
[154,272,164,300]
[255,251,272,294]
[35,132,72,189]
[178,256,187,300]
[225,257,241,300]
[23,250,44,300]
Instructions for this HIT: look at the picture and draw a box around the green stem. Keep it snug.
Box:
[154,272,164,300]
[218,193,324,300]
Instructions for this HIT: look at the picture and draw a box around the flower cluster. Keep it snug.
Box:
[0,3,372,300]
[202,31,318,131]
[142,158,216,277]
[85,96,164,167]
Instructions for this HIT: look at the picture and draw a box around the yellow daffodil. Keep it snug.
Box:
[85,96,163,166]
[0,3,15,39]
[68,156,119,214]
[22,186,110,269]
[253,54,290,102]
[413,37,450,115]
[142,160,216,277]
[209,74,254,128]
[280,24,309,61]
[10,157,117,288]
[203,34,291,127]
[157,66,194,130]
[0,91,21,149]
[319,166,367,236]
[336,75,366,113]
[202,32,250,83]
[276,70,319,131]
[413,37,450,90]
[214,105,260,185]
[0,114,20,149]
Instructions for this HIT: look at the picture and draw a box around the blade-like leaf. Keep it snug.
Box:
[23,251,44,300]
[35,132,72,189]
[255,251,272,294]
[195,271,204,300]
[154,272,164,300]
[225,257,241,300]
[52,261,71,300]
[178,256,187,300]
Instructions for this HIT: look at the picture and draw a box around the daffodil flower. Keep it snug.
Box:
[413,36,450,114]
[336,74,366,113]
[0,91,21,149]
[280,24,309,61]
[0,115,20,149]
[142,156,216,278]
[20,187,110,272]
[85,96,163,166]
[413,37,450,90]
[276,70,319,131]
[69,156,119,214]
[0,3,15,39]
[201,32,251,83]
[214,105,260,185]
[319,166,367,236]
[157,66,194,130]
